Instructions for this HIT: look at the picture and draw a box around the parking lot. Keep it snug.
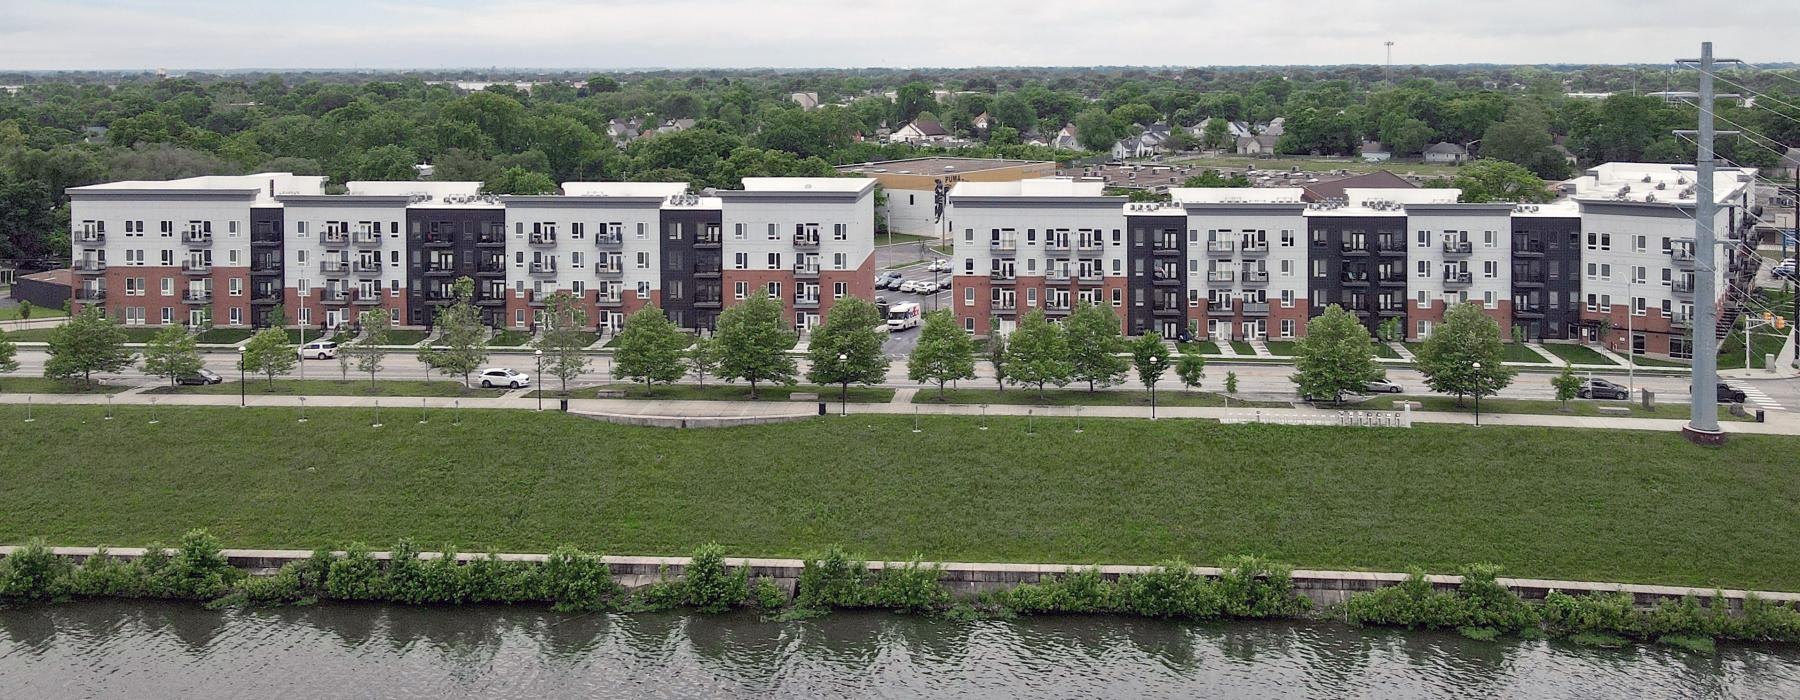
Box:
[874,242,954,357]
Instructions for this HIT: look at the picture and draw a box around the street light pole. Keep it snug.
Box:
[1472,361,1482,426]
[534,349,544,412]
[837,352,848,416]
[238,346,246,408]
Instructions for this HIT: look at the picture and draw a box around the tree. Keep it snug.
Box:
[350,308,392,389]
[264,302,288,329]
[1481,103,1572,179]
[479,166,557,195]
[1552,363,1582,412]
[15,301,31,320]
[1202,117,1231,151]
[43,307,135,387]
[352,144,418,181]
[1065,302,1128,391]
[686,335,721,387]
[714,293,797,398]
[239,328,296,389]
[1225,370,1239,396]
[1452,159,1554,204]
[418,277,489,387]
[611,306,686,393]
[1290,305,1384,404]
[0,328,17,375]
[1175,354,1206,394]
[806,298,888,403]
[986,320,1008,392]
[533,291,591,396]
[1415,302,1517,406]
[1073,108,1120,151]
[1129,332,1171,395]
[141,324,202,387]
[1001,310,1072,399]
[1183,170,1251,188]
[907,309,977,399]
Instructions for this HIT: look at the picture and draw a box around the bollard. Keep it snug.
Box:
[818,402,827,416]
[560,399,569,413]
[24,395,34,423]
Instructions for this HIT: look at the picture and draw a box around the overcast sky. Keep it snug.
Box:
[3,0,1796,71]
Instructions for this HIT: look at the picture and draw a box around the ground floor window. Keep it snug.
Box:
[1669,335,1693,359]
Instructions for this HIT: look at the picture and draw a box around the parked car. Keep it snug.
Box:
[1364,379,1403,394]
[1773,259,1796,280]
[1690,382,1747,403]
[915,280,940,294]
[1577,378,1629,400]
[298,340,338,360]
[175,369,223,385]
[925,259,949,272]
[897,280,919,293]
[478,368,531,389]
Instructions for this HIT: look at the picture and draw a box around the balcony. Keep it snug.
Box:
[1513,276,1545,288]
[1443,271,1472,286]
[1047,270,1072,283]
[1514,306,1545,319]
[529,233,557,246]
[793,264,819,279]
[1076,271,1104,284]
[351,291,379,305]
[477,234,506,248]
[1075,239,1104,254]
[794,234,821,248]
[424,293,457,306]
[989,269,1017,282]
[320,260,348,274]
[182,231,213,247]
[423,264,458,277]
[1044,303,1072,316]
[251,289,280,305]
[529,262,558,276]
[594,263,624,278]
[353,261,381,274]
[1442,240,1472,256]
[1376,242,1407,256]
[1153,271,1182,286]
[250,259,281,274]
[1376,274,1407,287]
[1513,243,1545,258]
[1376,306,1406,317]
[1240,243,1269,256]
[1673,279,1695,296]
[594,234,622,248]
[1152,242,1182,257]
[476,296,507,307]
[990,299,1017,313]
[1242,271,1270,285]
[73,260,107,275]
[1153,302,1184,317]
[695,263,722,278]
[1342,275,1371,287]
[477,263,506,277]
[695,295,722,309]
[1045,240,1071,254]
[320,290,351,305]
[1671,248,1695,269]
[1207,301,1233,314]
[423,234,456,248]
[695,234,721,249]
[596,294,624,308]
[353,232,382,246]
[1207,271,1236,284]
[74,288,107,302]
[180,261,212,275]
[1241,302,1270,316]
[321,232,349,247]
[251,236,281,248]
[793,295,821,309]
[1206,241,1235,256]
[181,290,212,304]
[76,231,105,245]
[1671,312,1692,327]
[989,238,1017,253]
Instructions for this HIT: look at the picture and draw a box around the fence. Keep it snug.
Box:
[1221,405,1412,428]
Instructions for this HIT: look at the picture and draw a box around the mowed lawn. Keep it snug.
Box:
[2,406,1798,591]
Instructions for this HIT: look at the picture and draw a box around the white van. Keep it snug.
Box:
[298,340,338,360]
[886,302,922,331]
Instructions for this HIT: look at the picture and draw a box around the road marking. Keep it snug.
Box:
[1727,381,1786,412]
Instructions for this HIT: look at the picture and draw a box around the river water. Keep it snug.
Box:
[1,601,1797,698]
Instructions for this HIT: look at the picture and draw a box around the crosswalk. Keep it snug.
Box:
[1727,381,1786,412]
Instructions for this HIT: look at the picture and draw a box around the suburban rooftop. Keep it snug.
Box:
[836,157,1048,176]
[1567,162,1754,206]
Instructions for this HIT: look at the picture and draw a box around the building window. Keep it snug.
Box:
[734,282,747,300]
[1280,319,1295,338]
[834,282,847,299]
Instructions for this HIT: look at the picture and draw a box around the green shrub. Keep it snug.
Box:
[462,553,539,604]
[154,530,242,600]
[1541,591,1642,639]
[871,559,949,614]
[1216,555,1310,618]
[383,542,466,605]
[685,544,747,614]
[540,545,620,612]
[0,540,72,600]
[795,546,870,610]
[995,567,1113,614]
[1116,560,1221,620]
[751,576,786,611]
[1345,570,1467,629]
[66,547,149,598]
[325,543,383,600]
[1731,595,1800,643]
[1455,565,1535,633]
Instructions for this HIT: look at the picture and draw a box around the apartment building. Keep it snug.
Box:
[947,163,1760,359]
[70,174,877,334]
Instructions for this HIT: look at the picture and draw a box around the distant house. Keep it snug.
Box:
[81,126,109,144]
[655,118,697,135]
[1262,117,1286,137]
[1051,124,1081,151]
[606,118,641,144]
[1360,141,1392,163]
[889,118,952,144]
[1302,171,1416,202]
[1423,142,1469,165]
[1110,124,1173,160]
[1235,134,1280,156]
[790,92,820,110]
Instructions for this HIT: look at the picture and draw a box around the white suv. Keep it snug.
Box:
[479,368,531,388]
[298,340,338,360]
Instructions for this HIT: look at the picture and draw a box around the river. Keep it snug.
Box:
[1,601,1796,698]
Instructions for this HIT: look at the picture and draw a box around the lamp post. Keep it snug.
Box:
[1471,361,1482,427]
[1148,356,1165,420]
[837,352,848,416]
[238,345,246,408]
[534,349,544,412]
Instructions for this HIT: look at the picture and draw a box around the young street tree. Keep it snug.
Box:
[986,317,1007,392]
[1552,363,1582,411]
[44,307,135,387]
[611,306,686,393]
[805,298,888,404]
[1065,302,1128,392]
[239,327,296,389]
[417,276,488,387]
[1290,304,1384,403]
[686,335,721,387]
[1002,309,1072,399]
[715,293,797,398]
[0,327,19,374]
[533,291,591,396]
[907,308,977,399]
[141,324,203,387]
[1416,301,1517,405]
[1175,353,1206,394]
[1129,332,1171,396]
[349,308,393,389]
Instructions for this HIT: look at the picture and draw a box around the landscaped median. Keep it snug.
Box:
[0,377,132,394]
[1357,394,1753,421]
[2,405,1798,591]
[530,383,894,403]
[143,379,506,398]
[910,387,1283,408]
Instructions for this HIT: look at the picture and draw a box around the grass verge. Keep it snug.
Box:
[144,379,501,398]
[533,383,895,403]
[1358,394,1748,421]
[0,377,133,394]
[194,328,255,344]
[1540,343,1619,366]
[1,406,1797,590]
[1501,343,1551,363]
[0,307,65,321]
[911,386,1282,408]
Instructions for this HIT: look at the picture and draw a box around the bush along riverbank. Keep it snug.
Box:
[3,533,1799,653]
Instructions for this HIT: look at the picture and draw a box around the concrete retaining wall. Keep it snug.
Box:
[3,546,1794,610]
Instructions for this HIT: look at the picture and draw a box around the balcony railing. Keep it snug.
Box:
[989,239,1017,252]
[424,264,458,276]
[1207,271,1235,283]
[1240,242,1269,256]
[1207,301,1233,314]
[1206,241,1235,255]
[1045,240,1071,253]
[353,231,382,246]
[595,262,624,277]
[353,261,381,274]
[1076,270,1104,283]
[1671,312,1692,327]
[695,295,722,308]
[321,232,349,246]
[594,234,622,247]
[597,293,624,307]
[793,264,819,278]
[251,260,281,274]
[794,234,821,248]
[1442,240,1472,255]
[1443,271,1472,286]
[477,235,506,247]
[1671,248,1695,268]
[73,260,107,274]
[1242,271,1270,285]
[1048,270,1072,283]
[320,261,348,274]
[1153,302,1184,316]
[477,262,505,276]
[182,232,212,246]
[423,234,456,247]
[695,234,721,249]
[1075,239,1104,253]
[1153,271,1182,285]
[320,290,351,304]
[1673,279,1695,295]
[180,261,212,275]
[74,288,107,302]
[990,299,1017,313]
[529,262,558,275]
[989,269,1016,281]
[793,295,820,308]
[76,231,105,245]
[1241,302,1270,315]
[529,233,557,246]
[1152,242,1182,256]
[181,290,212,304]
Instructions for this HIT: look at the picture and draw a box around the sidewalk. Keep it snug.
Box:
[5,390,1797,436]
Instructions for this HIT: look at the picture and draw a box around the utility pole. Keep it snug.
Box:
[1384,42,1395,84]
[1675,41,1741,445]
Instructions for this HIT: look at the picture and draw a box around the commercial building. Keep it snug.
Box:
[69,174,876,334]
[947,163,1761,359]
[836,157,1055,239]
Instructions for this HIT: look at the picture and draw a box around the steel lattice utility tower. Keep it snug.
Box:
[1675,41,1741,445]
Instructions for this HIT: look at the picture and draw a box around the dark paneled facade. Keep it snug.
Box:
[1126,214,1186,337]
[248,206,284,327]
[406,207,507,327]
[659,208,724,331]
[1307,215,1408,333]
[1509,216,1583,341]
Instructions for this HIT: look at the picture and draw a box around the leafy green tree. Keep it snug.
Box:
[264,302,288,328]
[239,328,296,389]
[986,319,1007,392]
[1452,159,1553,203]
[1481,103,1572,179]
[1291,305,1384,403]
[480,166,558,195]
[1225,370,1238,396]
[418,277,489,387]
[141,324,203,387]
[1183,170,1251,188]
[1202,117,1231,150]
[806,298,887,403]
[1416,302,1517,405]
[686,334,721,387]
[15,301,31,320]
[1073,108,1121,151]
[350,308,392,389]
[352,144,418,181]
[1002,310,1072,399]
[1065,302,1128,391]
[1552,363,1582,411]
[0,328,18,374]
[715,293,797,398]
[533,291,590,396]
[1175,354,1206,394]
[1129,332,1171,395]
[612,306,687,393]
[43,307,135,387]
[907,309,977,399]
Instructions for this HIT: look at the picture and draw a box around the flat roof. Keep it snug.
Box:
[1566,162,1753,206]
[740,177,875,194]
[560,182,690,198]
[1169,187,1305,204]
[951,177,1108,198]
[836,157,1050,176]
[68,173,326,204]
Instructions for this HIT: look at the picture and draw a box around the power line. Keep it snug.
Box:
[1687,68,1800,126]
[1735,60,1800,95]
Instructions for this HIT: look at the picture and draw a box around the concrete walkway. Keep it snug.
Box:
[1388,342,1415,362]
[6,390,1798,436]
[1525,343,1563,364]
[1215,340,1238,357]
[1247,339,1271,357]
